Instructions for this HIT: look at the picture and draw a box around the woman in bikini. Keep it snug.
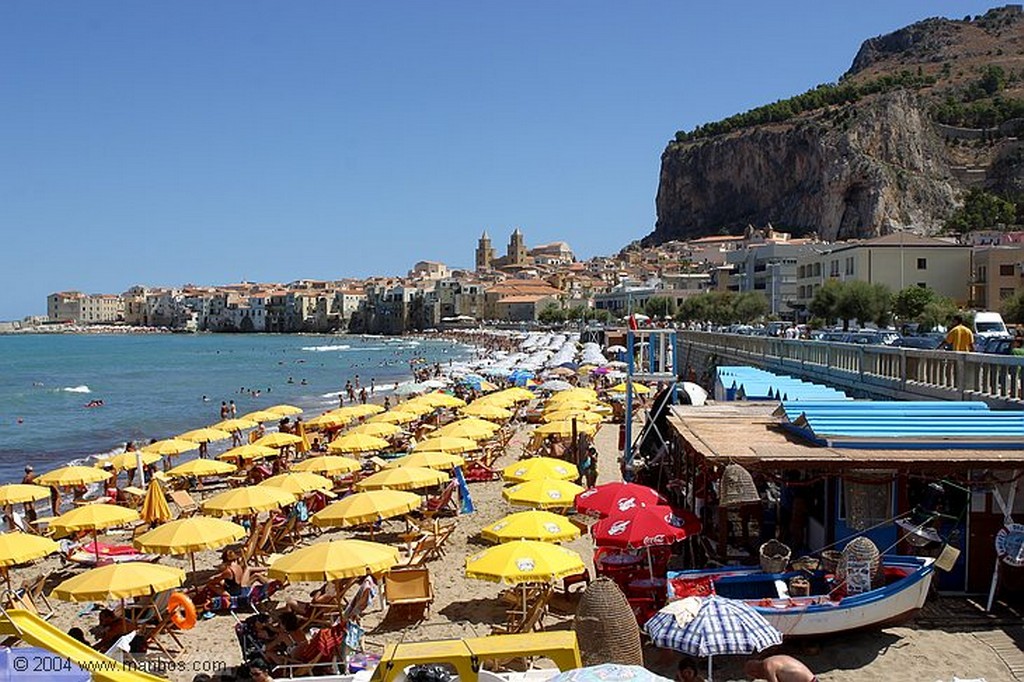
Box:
[211,548,268,598]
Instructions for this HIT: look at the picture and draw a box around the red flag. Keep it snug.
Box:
[628,314,638,331]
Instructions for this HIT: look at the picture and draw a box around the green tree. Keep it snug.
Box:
[918,296,960,332]
[946,189,1017,234]
[835,281,891,329]
[893,286,936,321]
[538,304,566,324]
[732,292,769,323]
[644,296,677,319]
[588,308,613,324]
[807,279,844,325]
[1002,291,1024,324]
[566,305,589,321]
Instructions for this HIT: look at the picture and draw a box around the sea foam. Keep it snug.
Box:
[62,385,92,393]
[301,345,352,352]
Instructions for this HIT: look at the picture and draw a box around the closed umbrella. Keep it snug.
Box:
[51,563,185,602]
[140,480,172,525]
[645,596,782,681]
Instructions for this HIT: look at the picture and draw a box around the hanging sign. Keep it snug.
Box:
[995,523,1024,567]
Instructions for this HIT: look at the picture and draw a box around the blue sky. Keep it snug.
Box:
[0,1,998,319]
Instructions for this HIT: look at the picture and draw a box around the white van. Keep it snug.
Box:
[973,311,1011,338]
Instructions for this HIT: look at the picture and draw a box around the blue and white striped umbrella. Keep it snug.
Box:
[645,595,782,658]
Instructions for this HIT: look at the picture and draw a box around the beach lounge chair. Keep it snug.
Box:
[383,567,433,622]
[396,534,437,568]
[425,481,460,516]
[250,521,277,566]
[464,458,500,482]
[131,590,184,659]
[169,490,198,517]
[273,622,346,677]
[493,585,552,635]
[268,516,299,553]
[238,520,265,567]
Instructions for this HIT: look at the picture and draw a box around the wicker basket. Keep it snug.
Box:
[788,576,811,597]
[821,550,843,574]
[759,540,791,573]
[720,464,760,507]
[791,555,820,572]
[573,578,643,666]
[839,537,881,576]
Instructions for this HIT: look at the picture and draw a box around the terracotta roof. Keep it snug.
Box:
[496,295,554,304]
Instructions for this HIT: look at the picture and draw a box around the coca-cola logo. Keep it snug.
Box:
[543,523,561,534]
[642,534,668,546]
[514,468,527,477]
[554,466,569,476]
[516,558,536,572]
[547,491,563,500]
[607,520,631,536]
[667,513,683,527]
[578,489,596,499]
[616,497,639,512]
[492,522,507,532]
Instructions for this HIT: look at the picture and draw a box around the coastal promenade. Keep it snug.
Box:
[679,330,1024,409]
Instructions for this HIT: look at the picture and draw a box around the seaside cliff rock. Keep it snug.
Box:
[646,5,1024,245]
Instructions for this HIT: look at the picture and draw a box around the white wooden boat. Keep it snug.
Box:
[666,555,935,637]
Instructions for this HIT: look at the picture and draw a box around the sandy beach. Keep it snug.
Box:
[14,417,1015,682]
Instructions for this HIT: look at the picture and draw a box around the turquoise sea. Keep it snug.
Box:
[0,334,469,483]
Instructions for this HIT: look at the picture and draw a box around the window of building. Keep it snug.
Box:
[829,260,839,277]
[977,265,988,283]
[1000,288,1015,299]
[917,283,927,288]
[845,257,854,276]
[999,264,1015,277]
[916,258,927,270]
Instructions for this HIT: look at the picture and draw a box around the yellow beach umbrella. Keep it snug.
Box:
[99,451,163,472]
[541,409,603,424]
[502,479,586,510]
[51,563,185,602]
[356,466,449,492]
[306,412,352,430]
[328,433,390,454]
[142,438,199,457]
[413,436,481,454]
[268,539,399,583]
[51,504,139,534]
[0,484,51,506]
[543,396,599,411]
[201,486,295,517]
[392,402,434,417]
[491,387,535,403]
[533,420,598,439]
[472,394,517,408]
[411,393,466,409]
[253,432,303,448]
[311,490,422,528]
[609,381,651,395]
[386,452,465,471]
[465,540,584,585]
[37,465,111,487]
[0,532,60,567]
[502,457,578,484]
[217,444,277,462]
[166,459,237,478]
[547,387,598,402]
[291,455,361,476]
[347,422,402,438]
[213,418,259,432]
[348,403,385,417]
[140,480,172,525]
[134,516,246,572]
[259,472,333,496]
[461,403,513,420]
[480,511,581,544]
[240,410,283,423]
[367,410,418,425]
[268,404,303,416]
[434,418,499,441]
[178,427,232,443]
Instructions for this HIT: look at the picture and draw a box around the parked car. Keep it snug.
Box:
[892,334,944,350]
[974,311,1011,339]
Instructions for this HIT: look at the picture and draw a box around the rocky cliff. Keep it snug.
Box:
[646,5,1024,245]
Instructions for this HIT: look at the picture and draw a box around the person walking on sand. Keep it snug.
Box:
[944,315,974,352]
[744,655,816,682]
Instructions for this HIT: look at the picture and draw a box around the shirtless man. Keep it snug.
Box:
[744,656,816,682]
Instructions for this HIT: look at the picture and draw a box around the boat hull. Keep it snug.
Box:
[667,555,935,637]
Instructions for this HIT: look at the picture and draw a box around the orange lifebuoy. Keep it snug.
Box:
[168,592,197,630]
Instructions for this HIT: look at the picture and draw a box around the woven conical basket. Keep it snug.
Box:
[573,578,643,666]
[720,464,760,507]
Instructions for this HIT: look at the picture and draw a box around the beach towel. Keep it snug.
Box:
[296,622,346,663]
[206,580,284,613]
[344,576,378,620]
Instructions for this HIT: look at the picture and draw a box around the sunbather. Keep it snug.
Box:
[93,608,132,652]
[263,611,309,665]
[210,548,268,598]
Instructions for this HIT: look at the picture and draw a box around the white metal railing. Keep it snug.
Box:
[678,331,1024,406]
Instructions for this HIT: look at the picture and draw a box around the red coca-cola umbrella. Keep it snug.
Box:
[575,482,668,518]
[592,505,701,549]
